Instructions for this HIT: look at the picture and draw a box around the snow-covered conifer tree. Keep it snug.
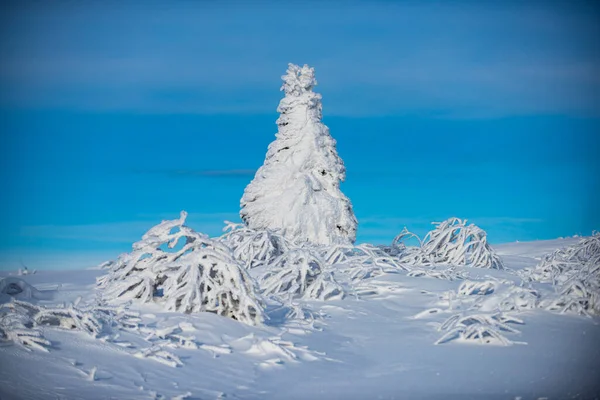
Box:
[240,63,357,246]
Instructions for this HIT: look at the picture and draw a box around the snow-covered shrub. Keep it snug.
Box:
[323,243,406,282]
[456,283,540,314]
[97,212,266,326]
[0,299,123,351]
[240,63,357,246]
[92,303,142,332]
[457,280,496,296]
[219,221,291,269]
[96,211,196,303]
[134,346,183,368]
[526,233,600,316]
[161,256,265,325]
[396,218,503,269]
[141,323,202,351]
[495,286,540,312]
[260,249,344,301]
[387,228,423,257]
[526,232,599,284]
[435,312,525,346]
[0,301,50,352]
[541,258,600,316]
[34,304,104,337]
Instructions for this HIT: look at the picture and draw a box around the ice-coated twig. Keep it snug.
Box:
[260,249,344,301]
[219,222,291,269]
[390,218,503,270]
[134,346,183,368]
[435,312,525,346]
[525,233,600,316]
[97,212,267,326]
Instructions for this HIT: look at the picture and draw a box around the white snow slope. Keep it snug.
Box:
[1,237,599,400]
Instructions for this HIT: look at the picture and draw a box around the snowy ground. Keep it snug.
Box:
[1,237,599,400]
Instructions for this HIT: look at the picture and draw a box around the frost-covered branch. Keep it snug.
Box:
[0,298,126,351]
[322,243,406,283]
[260,249,344,301]
[97,212,267,325]
[219,221,291,269]
[435,312,525,346]
[390,218,503,269]
[0,301,50,352]
[34,304,104,337]
[525,233,600,316]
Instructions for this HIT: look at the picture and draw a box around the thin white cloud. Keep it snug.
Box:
[1,2,598,117]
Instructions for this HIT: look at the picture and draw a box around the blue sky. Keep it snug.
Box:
[1,1,599,270]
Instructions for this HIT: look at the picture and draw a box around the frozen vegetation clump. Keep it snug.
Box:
[240,63,357,246]
[97,212,266,326]
[219,222,291,269]
[0,297,136,352]
[390,218,503,269]
[0,300,51,352]
[34,302,104,337]
[323,243,406,282]
[435,312,525,346]
[525,232,599,284]
[527,232,600,316]
[260,248,344,301]
[494,286,540,312]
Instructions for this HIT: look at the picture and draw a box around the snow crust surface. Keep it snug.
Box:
[1,237,599,400]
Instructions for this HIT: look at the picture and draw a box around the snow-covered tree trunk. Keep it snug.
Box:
[240,63,357,246]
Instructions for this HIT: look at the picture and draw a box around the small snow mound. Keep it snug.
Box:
[260,248,344,301]
[436,313,525,346]
[457,280,496,296]
[0,277,46,302]
[391,218,503,269]
[325,243,406,283]
[0,301,50,352]
[219,221,290,269]
[0,299,124,352]
[97,212,266,326]
[525,233,600,316]
[134,346,183,368]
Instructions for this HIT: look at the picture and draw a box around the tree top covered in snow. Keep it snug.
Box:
[280,63,318,97]
[240,63,357,246]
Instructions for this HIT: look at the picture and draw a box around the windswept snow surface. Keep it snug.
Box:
[1,238,599,400]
